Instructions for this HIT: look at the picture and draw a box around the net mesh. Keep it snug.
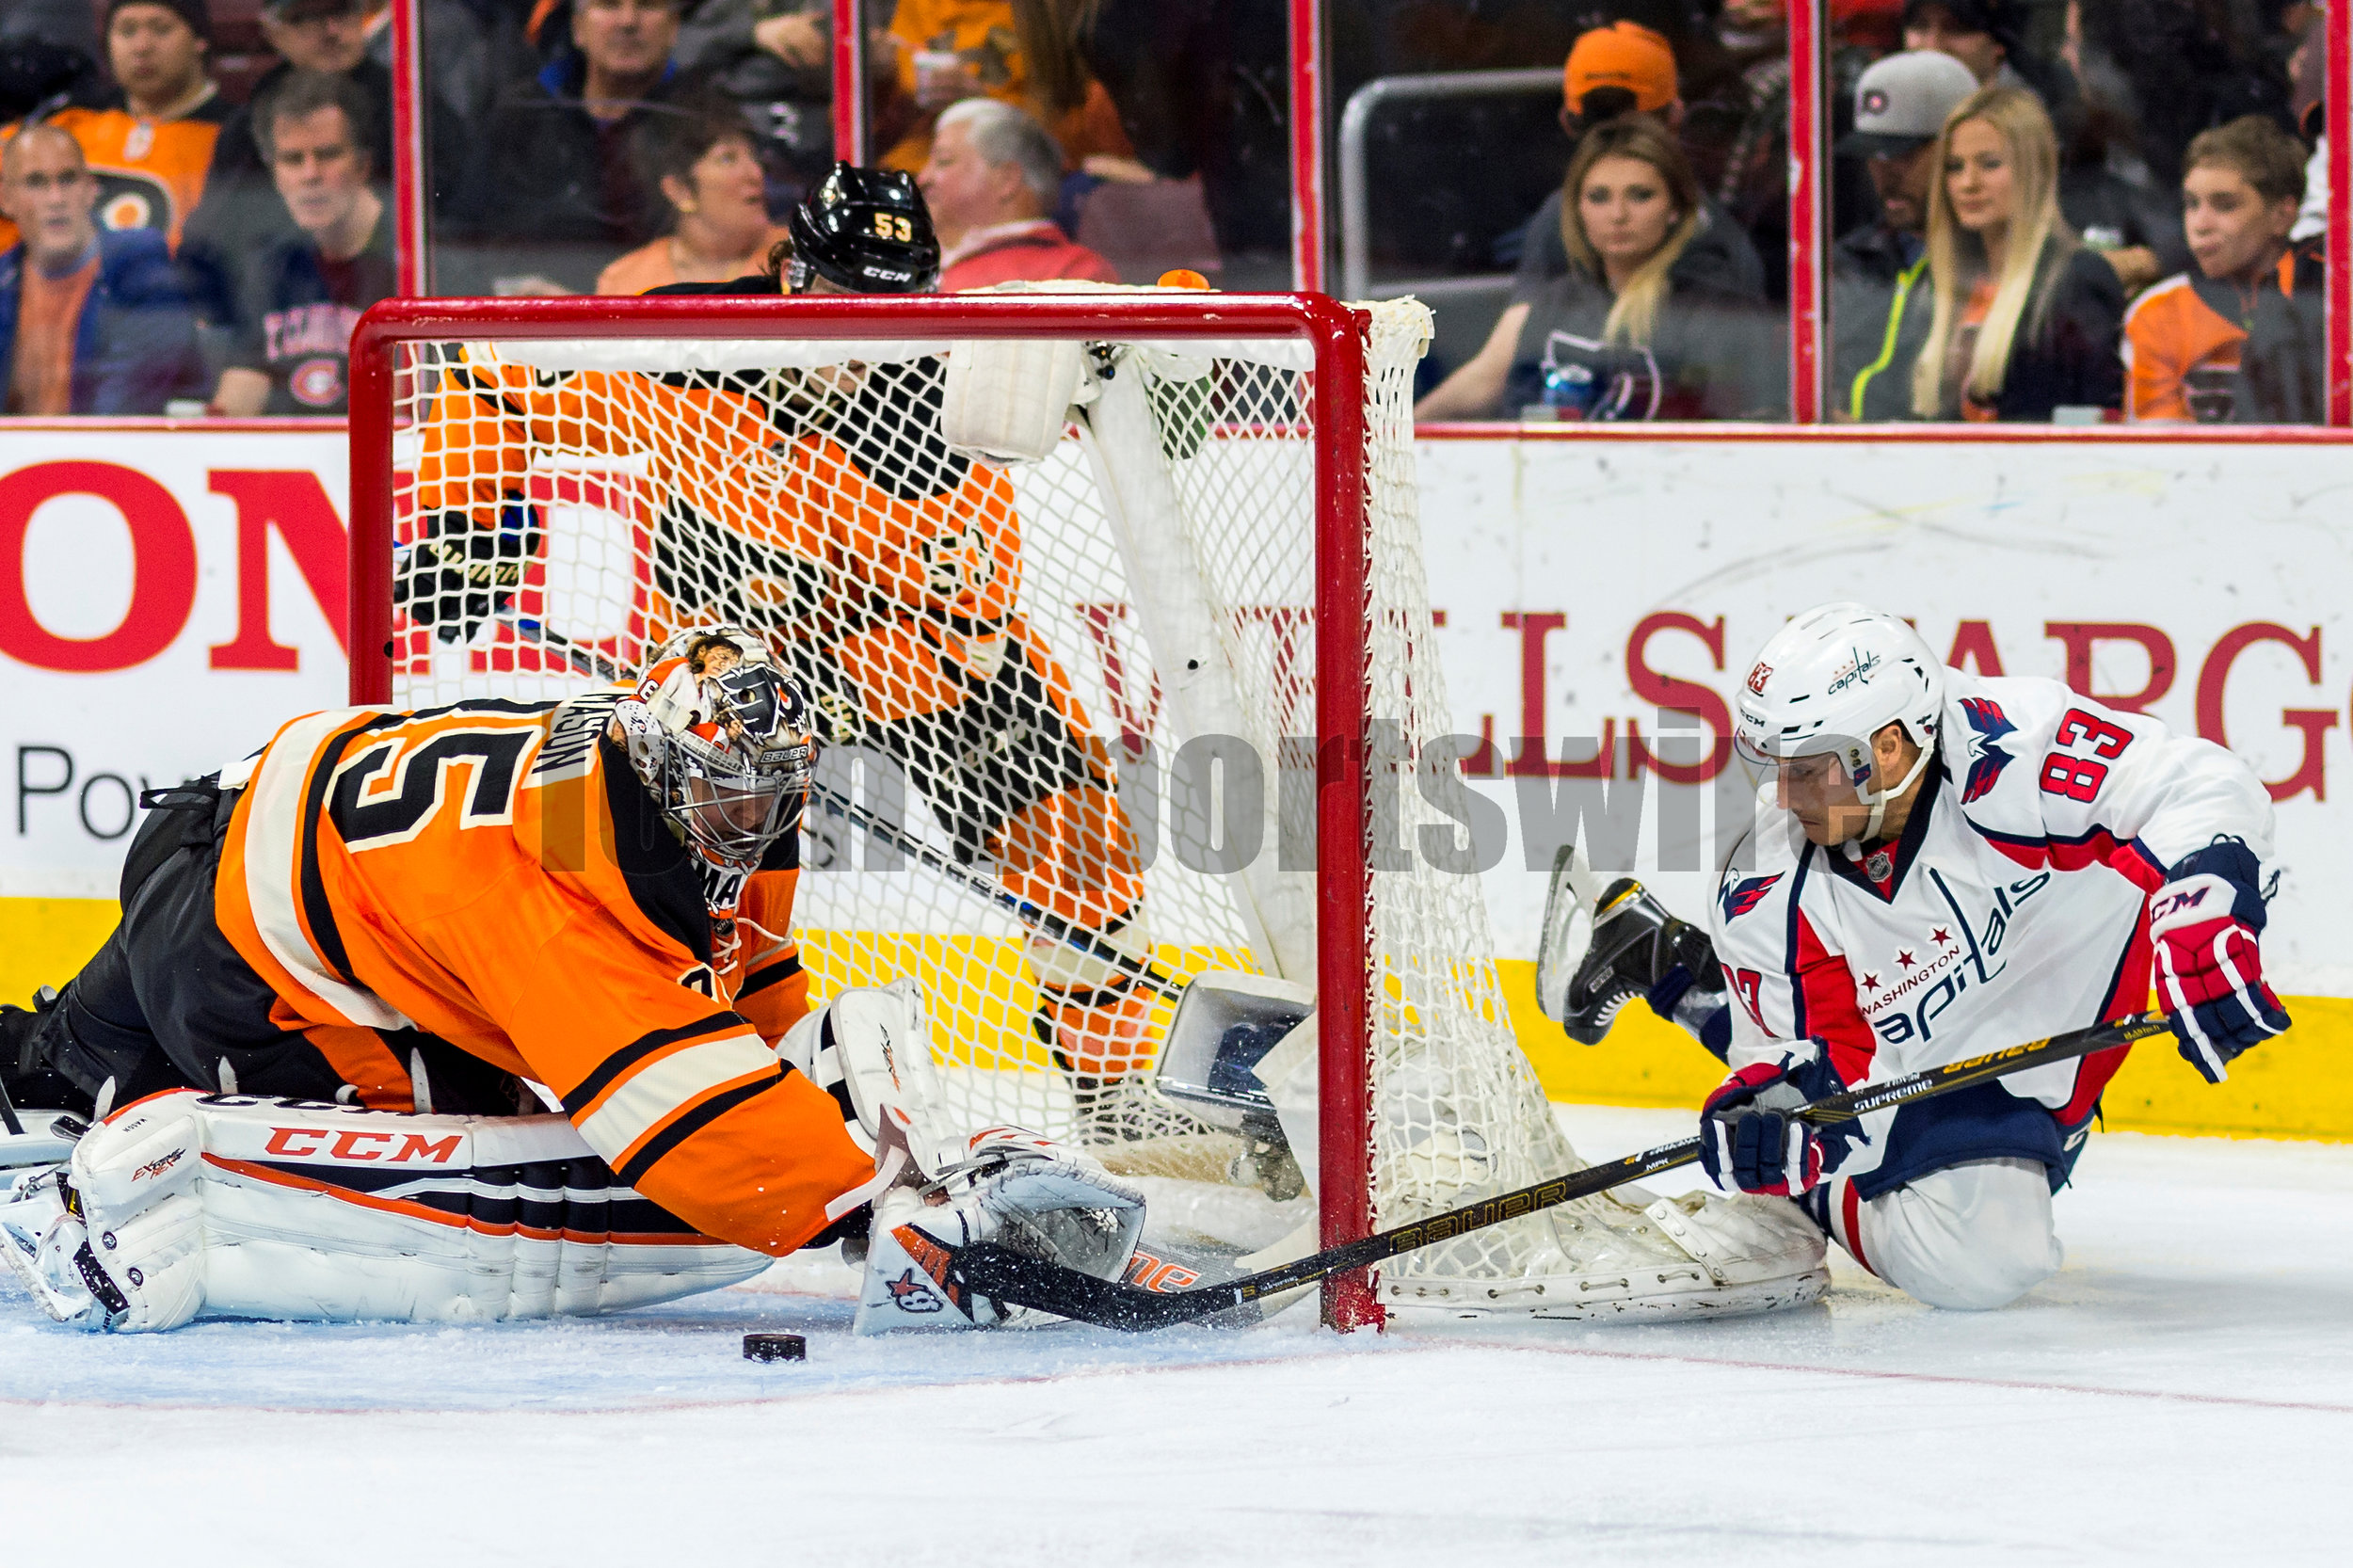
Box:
[381,296,1580,1294]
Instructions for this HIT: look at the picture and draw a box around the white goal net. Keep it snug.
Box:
[359,290,1595,1320]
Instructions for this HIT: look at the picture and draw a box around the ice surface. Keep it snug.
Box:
[3,1107,2346,1565]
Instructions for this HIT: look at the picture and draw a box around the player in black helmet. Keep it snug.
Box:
[637,161,941,297]
[783,162,940,294]
[418,163,1165,1144]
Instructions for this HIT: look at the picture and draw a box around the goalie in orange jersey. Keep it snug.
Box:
[398,163,1162,1144]
[0,629,1147,1334]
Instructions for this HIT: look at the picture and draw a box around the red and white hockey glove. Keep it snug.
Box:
[2152,841,2289,1084]
[1697,1047,1854,1198]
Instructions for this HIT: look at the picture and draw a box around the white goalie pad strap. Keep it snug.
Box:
[16,1091,768,1333]
[776,982,966,1221]
[941,338,1087,464]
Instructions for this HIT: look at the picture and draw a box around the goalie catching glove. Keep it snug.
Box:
[856,1127,1145,1334]
[2152,840,2289,1084]
[776,982,1147,1335]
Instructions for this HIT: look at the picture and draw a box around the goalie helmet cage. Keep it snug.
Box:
[346,292,1577,1330]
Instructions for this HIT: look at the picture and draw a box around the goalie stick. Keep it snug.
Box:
[805,778,1186,1004]
[924,1011,2172,1331]
[474,612,1186,1004]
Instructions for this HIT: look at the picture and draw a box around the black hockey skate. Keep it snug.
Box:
[1558,880,1721,1046]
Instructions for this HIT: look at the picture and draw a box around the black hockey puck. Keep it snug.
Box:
[743,1332,806,1363]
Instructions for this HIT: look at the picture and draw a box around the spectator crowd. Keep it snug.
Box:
[0,0,2334,424]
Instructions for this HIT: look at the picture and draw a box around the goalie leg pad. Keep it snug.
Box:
[1,1091,769,1332]
[941,338,1088,465]
[1382,1183,1830,1320]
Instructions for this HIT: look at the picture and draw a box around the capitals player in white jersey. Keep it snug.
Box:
[1553,602,2287,1309]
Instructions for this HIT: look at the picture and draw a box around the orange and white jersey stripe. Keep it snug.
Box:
[212,692,866,1256]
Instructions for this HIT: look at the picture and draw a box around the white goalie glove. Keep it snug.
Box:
[1148,971,1827,1320]
[780,981,1146,1334]
[854,1127,1145,1335]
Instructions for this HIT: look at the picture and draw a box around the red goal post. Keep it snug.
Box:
[345,292,1386,1327]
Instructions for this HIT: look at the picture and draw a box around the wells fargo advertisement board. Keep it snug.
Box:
[2,425,2344,1134]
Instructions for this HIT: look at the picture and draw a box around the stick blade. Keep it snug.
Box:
[954,1242,1252,1332]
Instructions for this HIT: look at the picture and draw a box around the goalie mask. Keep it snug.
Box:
[786,162,940,295]
[615,628,817,870]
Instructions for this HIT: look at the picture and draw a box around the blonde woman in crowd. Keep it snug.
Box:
[1910,85,2123,421]
[1416,118,1778,421]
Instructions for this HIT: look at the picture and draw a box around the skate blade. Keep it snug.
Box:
[1,1111,77,1171]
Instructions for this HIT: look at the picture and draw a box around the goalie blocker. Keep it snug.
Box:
[1154,973,1827,1320]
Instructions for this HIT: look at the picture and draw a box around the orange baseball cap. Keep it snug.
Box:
[1564,22,1678,115]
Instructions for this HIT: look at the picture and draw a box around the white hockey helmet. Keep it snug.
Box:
[1734,602,1944,842]
[615,626,817,866]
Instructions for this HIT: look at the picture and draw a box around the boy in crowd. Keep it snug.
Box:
[2123,116,2322,424]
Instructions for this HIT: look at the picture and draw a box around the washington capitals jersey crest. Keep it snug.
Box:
[1959,696,2018,804]
[1718,873,1784,921]
[1705,671,2275,1181]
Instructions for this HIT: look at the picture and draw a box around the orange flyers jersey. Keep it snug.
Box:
[211,691,866,1256]
[410,351,1028,646]
[2121,250,2313,423]
[0,107,221,253]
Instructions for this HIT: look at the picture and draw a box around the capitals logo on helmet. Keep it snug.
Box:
[1734,602,1945,843]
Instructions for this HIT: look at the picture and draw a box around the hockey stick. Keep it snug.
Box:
[487,611,630,681]
[805,777,1185,1004]
[933,1011,2171,1331]
[483,610,1185,1005]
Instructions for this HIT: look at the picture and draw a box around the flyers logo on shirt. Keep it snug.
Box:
[99,189,156,233]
